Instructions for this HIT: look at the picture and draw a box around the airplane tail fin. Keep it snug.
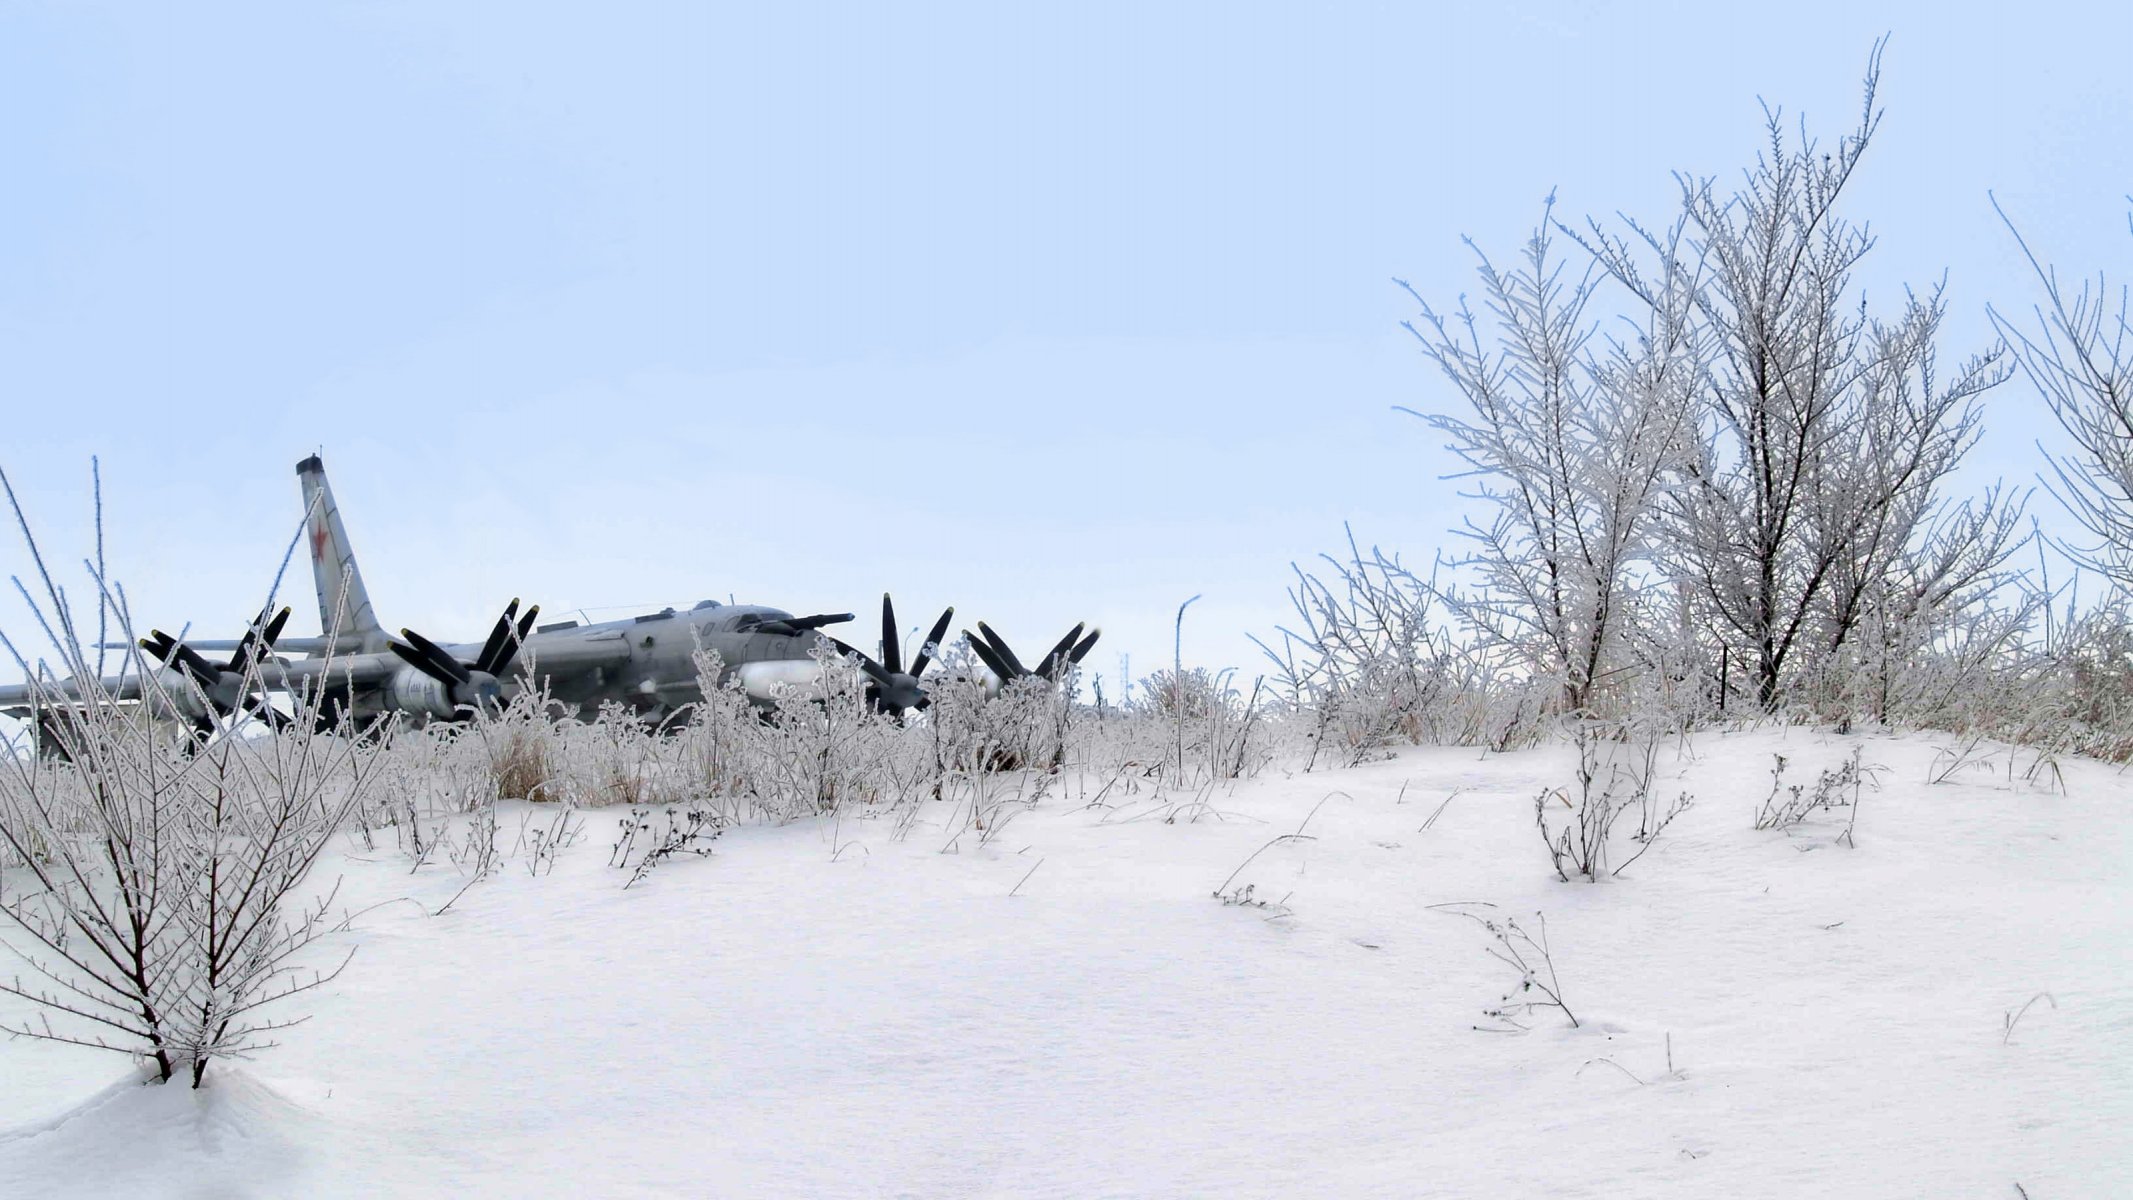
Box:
[296,455,386,653]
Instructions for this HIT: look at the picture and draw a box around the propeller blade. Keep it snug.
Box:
[828,638,895,689]
[474,599,521,676]
[397,629,471,685]
[964,631,1017,683]
[1034,623,1087,679]
[227,606,294,673]
[880,594,902,677]
[491,604,540,677]
[784,612,855,633]
[226,625,259,673]
[143,632,218,689]
[975,622,1029,678]
[389,640,451,685]
[259,606,291,650]
[170,641,224,686]
[1068,627,1101,666]
[908,606,955,679]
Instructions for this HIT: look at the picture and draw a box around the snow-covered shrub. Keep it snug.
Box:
[1135,667,1274,785]
[1,717,379,1086]
[921,659,1076,780]
[541,701,691,811]
[673,648,764,821]
[376,719,491,829]
[1137,665,1225,722]
[1580,47,2010,712]
[1256,530,1525,763]
[472,684,565,803]
[749,642,899,818]
[1342,46,2024,730]
[1436,903,1580,1032]
[1751,750,1866,832]
[1536,722,1690,882]
[1967,599,2133,765]
[0,469,383,1087]
[608,805,725,888]
[2037,601,2133,760]
[1808,579,2038,735]
[1401,205,1692,718]
[1993,202,2133,588]
[1849,587,2133,764]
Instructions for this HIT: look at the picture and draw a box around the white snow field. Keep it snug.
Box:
[2,727,2127,1198]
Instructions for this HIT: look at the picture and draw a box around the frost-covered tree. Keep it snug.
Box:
[0,467,377,1086]
[1400,206,1698,715]
[1992,202,2133,587]
[1579,44,2008,709]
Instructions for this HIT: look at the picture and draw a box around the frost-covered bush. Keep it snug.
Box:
[1402,206,1691,719]
[739,642,909,819]
[672,649,764,821]
[1994,201,2133,589]
[1255,529,1539,763]
[559,700,692,810]
[1534,722,1690,882]
[1965,596,2133,763]
[911,635,1093,784]
[1134,667,1274,785]
[1,715,380,1086]
[609,804,725,888]
[473,684,565,803]
[1346,44,2024,735]
[1585,47,2010,712]
[1750,752,1856,831]
[0,468,383,1087]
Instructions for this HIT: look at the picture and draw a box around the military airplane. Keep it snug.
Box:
[1,455,1100,741]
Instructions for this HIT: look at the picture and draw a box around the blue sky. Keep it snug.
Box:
[3,1,2130,688]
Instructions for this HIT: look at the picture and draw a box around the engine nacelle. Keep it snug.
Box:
[385,666,506,720]
[733,658,833,703]
[385,666,456,719]
[148,667,218,722]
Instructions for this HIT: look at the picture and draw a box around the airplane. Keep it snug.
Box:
[1,455,1101,746]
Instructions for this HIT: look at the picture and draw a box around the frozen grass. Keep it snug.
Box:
[2,725,2125,1198]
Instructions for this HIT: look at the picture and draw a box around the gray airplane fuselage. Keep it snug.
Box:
[452,602,831,720]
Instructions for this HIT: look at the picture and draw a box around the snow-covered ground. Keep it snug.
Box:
[3,727,2127,1198]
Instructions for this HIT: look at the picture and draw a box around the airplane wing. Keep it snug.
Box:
[0,655,401,715]
[0,674,147,712]
[95,636,365,657]
[4,629,635,719]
